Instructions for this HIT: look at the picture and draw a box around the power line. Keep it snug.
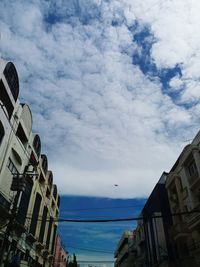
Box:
[21,209,200,223]
[78,261,115,264]
[58,217,139,223]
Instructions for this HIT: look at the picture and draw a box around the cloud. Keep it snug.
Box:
[0,0,200,198]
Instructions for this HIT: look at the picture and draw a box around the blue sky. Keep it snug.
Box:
[58,196,146,264]
[1,0,200,263]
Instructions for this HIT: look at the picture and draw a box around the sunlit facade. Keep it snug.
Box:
[53,234,68,267]
[0,59,60,266]
[166,131,200,267]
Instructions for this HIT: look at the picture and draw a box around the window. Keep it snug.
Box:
[53,185,57,199]
[41,155,48,174]
[16,179,33,225]
[7,158,18,174]
[188,160,198,177]
[0,80,14,119]
[33,134,41,157]
[0,121,4,145]
[48,172,53,187]
[39,206,48,243]
[30,193,42,236]
[3,62,19,102]
[16,123,28,147]
[46,217,53,249]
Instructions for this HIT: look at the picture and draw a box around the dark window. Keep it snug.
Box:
[30,193,42,236]
[16,179,33,225]
[39,206,48,243]
[48,172,53,186]
[51,224,57,254]
[41,155,48,174]
[188,160,198,177]
[46,217,53,249]
[57,195,60,208]
[0,121,4,145]
[0,80,14,119]
[33,135,41,157]
[16,123,28,147]
[46,187,50,199]
[0,192,10,210]
[3,62,19,101]
[39,173,45,184]
[7,158,18,174]
[53,185,57,199]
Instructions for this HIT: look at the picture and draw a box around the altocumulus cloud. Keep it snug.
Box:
[0,0,200,197]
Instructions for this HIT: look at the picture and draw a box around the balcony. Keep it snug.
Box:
[186,207,200,230]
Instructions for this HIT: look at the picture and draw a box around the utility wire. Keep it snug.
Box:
[77,261,115,263]
[22,209,200,223]
[58,209,200,222]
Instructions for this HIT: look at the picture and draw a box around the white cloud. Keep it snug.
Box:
[0,0,199,198]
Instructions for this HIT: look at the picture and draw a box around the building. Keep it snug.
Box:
[166,131,200,267]
[126,173,173,267]
[114,231,135,267]
[130,220,146,267]
[0,59,60,266]
[53,234,68,267]
[142,172,174,267]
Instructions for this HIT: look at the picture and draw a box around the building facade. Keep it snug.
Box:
[166,131,200,267]
[0,59,60,266]
[130,221,146,267]
[114,231,135,267]
[53,234,68,267]
[114,130,200,267]
[142,172,174,267]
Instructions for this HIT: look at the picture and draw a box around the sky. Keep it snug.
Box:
[58,196,146,265]
[1,0,200,264]
[1,0,200,198]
